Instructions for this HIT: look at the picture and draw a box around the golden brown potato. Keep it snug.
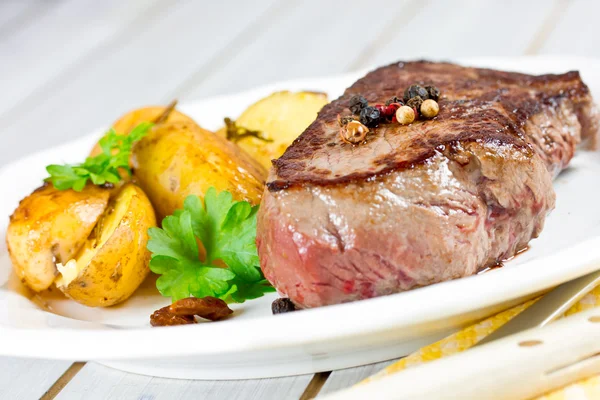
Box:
[55,183,156,307]
[89,105,196,158]
[6,184,111,292]
[132,120,267,222]
[217,91,328,170]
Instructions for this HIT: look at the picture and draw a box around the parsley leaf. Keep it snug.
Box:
[45,122,153,191]
[147,188,274,303]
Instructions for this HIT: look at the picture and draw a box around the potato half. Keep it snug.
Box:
[6,184,111,292]
[217,91,328,170]
[132,120,267,222]
[55,183,156,307]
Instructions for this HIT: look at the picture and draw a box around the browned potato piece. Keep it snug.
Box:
[55,183,156,307]
[89,105,196,157]
[132,120,267,222]
[6,184,111,292]
[217,91,328,170]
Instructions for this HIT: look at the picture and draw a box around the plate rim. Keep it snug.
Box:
[1,55,600,362]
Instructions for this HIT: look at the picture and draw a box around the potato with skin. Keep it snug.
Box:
[132,120,267,222]
[89,105,195,158]
[6,184,111,292]
[55,183,156,307]
[217,91,328,170]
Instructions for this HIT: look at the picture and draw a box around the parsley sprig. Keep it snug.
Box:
[147,188,274,303]
[45,122,153,191]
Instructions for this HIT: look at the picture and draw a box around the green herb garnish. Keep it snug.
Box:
[147,187,274,303]
[224,117,273,143]
[45,122,153,191]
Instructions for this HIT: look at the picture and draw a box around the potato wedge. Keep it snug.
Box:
[6,184,111,292]
[55,183,156,307]
[217,91,328,170]
[132,120,267,222]
[89,105,196,158]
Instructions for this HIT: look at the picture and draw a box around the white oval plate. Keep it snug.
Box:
[1,56,600,380]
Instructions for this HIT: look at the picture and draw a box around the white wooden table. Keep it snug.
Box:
[1,0,598,398]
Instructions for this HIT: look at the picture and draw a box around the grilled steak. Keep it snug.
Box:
[257,61,599,308]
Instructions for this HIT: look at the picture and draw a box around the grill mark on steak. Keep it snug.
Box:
[268,61,594,192]
[257,61,600,308]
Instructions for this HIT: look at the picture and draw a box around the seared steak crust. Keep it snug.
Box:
[269,62,596,190]
[257,61,599,308]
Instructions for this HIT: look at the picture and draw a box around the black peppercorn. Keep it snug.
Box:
[385,96,403,106]
[403,85,429,102]
[359,106,381,127]
[425,85,441,101]
[272,298,296,314]
[406,96,424,114]
[348,95,368,115]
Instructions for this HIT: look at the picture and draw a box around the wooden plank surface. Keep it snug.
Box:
[0,357,73,400]
[317,361,395,397]
[0,0,53,36]
[0,0,280,164]
[180,0,418,99]
[0,0,163,115]
[364,0,560,68]
[538,0,600,57]
[0,0,34,29]
[1,0,599,399]
[55,362,313,400]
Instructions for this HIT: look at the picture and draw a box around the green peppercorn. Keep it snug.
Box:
[348,95,368,115]
[359,106,381,127]
[406,96,424,113]
[403,85,429,102]
[425,85,441,101]
[385,96,403,106]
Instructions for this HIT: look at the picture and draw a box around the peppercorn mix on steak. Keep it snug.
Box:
[256,61,600,308]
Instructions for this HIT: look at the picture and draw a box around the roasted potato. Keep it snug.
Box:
[6,184,111,292]
[55,183,156,307]
[132,120,267,222]
[217,91,328,170]
[89,105,196,158]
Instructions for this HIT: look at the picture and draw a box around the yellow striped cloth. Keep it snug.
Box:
[361,286,600,399]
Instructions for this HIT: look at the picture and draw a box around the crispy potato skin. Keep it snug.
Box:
[217,91,328,170]
[6,184,111,292]
[89,106,196,158]
[58,184,156,307]
[132,121,267,222]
